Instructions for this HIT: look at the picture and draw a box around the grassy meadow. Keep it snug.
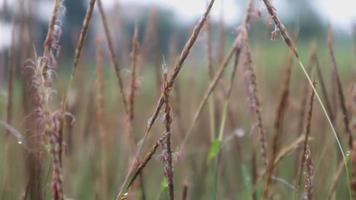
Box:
[1,0,356,200]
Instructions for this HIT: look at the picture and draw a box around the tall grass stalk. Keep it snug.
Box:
[206,14,217,141]
[208,1,253,198]
[25,0,66,199]
[263,53,293,199]
[298,84,315,187]
[97,0,128,113]
[180,27,246,153]
[63,0,97,106]
[114,1,215,199]
[5,25,16,136]
[95,38,108,200]
[162,60,174,200]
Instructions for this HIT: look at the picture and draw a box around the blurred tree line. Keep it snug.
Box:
[0,0,328,59]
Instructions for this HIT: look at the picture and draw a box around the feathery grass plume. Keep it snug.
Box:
[5,25,16,136]
[262,53,293,199]
[97,0,128,113]
[24,0,66,199]
[180,0,254,152]
[260,0,351,194]
[303,146,314,200]
[327,24,353,148]
[22,86,44,200]
[95,37,109,200]
[298,84,315,187]
[161,59,175,200]
[114,2,215,199]
[20,0,36,117]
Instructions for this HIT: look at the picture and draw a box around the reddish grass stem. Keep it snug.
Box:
[97,0,128,113]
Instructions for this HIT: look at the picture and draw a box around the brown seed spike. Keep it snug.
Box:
[327,24,353,149]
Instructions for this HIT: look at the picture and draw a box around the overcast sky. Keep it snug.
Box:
[101,0,356,31]
[0,0,356,49]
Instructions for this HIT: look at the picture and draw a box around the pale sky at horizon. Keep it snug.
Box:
[0,0,356,49]
[102,0,356,31]
[1,0,355,28]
